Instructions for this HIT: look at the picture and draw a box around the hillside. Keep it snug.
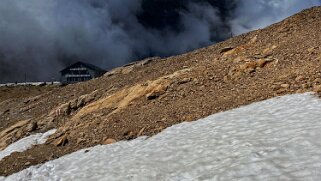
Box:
[4,93,321,180]
[1,6,321,176]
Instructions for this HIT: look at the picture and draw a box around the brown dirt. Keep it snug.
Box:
[1,6,321,176]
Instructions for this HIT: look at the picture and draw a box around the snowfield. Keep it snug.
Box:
[3,93,321,180]
[0,129,56,161]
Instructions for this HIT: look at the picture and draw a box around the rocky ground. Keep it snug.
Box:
[1,6,321,176]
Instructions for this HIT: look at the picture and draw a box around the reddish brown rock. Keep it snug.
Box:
[102,138,116,145]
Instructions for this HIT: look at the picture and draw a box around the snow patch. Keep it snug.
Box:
[4,93,321,180]
[0,129,56,161]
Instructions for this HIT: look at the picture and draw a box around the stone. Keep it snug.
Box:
[137,127,146,136]
[69,99,78,110]
[26,122,38,132]
[178,78,191,84]
[257,59,268,68]
[23,99,30,104]
[239,62,257,73]
[76,97,85,108]
[146,84,169,100]
[281,84,290,89]
[245,67,256,74]
[76,138,86,145]
[83,93,96,103]
[314,78,321,83]
[15,130,23,138]
[140,57,160,66]
[220,47,234,53]
[271,85,278,90]
[141,83,149,86]
[223,76,229,82]
[70,96,88,110]
[0,119,31,147]
[2,109,10,115]
[63,104,71,115]
[184,115,195,122]
[308,47,317,54]
[53,136,68,147]
[295,76,305,82]
[102,138,116,145]
[313,85,321,92]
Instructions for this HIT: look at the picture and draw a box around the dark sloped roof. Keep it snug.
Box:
[60,61,106,73]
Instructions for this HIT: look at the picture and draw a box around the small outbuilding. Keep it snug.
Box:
[60,61,106,84]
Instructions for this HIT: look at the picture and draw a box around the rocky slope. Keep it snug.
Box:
[1,6,321,176]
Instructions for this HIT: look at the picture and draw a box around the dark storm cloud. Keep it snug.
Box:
[230,0,321,35]
[0,0,320,83]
